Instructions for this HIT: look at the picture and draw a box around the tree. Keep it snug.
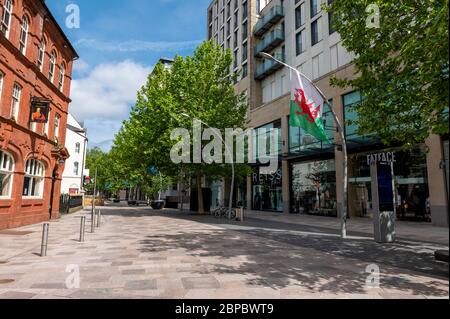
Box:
[112,40,249,213]
[85,147,112,196]
[327,0,449,146]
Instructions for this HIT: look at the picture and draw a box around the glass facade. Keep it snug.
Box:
[444,140,449,200]
[252,166,283,212]
[253,120,282,161]
[291,159,337,216]
[207,179,223,208]
[343,91,378,148]
[289,101,334,156]
[348,147,430,221]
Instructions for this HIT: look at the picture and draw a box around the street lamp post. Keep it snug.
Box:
[260,53,348,238]
[181,114,235,219]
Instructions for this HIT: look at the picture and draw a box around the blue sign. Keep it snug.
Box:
[147,166,158,175]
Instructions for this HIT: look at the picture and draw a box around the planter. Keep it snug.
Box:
[151,200,165,210]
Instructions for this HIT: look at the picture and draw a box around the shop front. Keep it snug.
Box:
[290,159,337,217]
[348,147,430,222]
[252,165,283,212]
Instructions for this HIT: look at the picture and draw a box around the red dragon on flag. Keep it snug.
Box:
[293,87,320,124]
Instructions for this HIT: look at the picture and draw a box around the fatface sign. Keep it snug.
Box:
[367,152,396,166]
[30,98,50,123]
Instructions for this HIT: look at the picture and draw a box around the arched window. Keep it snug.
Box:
[37,38,46,71]
[0,0,13,38]
[73,162,79,175]
[19,16,29,54]
[0,150,14,198]
[23,158,45,198]
[75,142,81,154]
[49,51,56,82]
[58,62,66,92]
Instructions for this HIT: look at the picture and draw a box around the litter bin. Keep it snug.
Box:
[236,207,244,222]
[373,211,396,243]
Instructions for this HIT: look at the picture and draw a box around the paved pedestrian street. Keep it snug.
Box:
[0,204,448,299]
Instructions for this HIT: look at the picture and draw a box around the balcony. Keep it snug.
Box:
[254,29,284,57]
[255,53,285,80]
[254,5,284,37]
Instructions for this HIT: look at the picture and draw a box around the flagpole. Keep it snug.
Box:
[260,53,348,239]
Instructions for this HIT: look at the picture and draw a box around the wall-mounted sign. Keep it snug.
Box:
[30,97,50,123]
[367,152,396,166]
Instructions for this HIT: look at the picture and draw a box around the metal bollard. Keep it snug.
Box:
[96,210,101,228]
[91,211,95,233]
[40,223,49,257]
[79,216,86,242]
[241,207,244,223]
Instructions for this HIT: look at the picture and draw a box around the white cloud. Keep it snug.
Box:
[72,58,90,75]
[75,39,202,53]
[69,60,151,149]
[70,60,150,120]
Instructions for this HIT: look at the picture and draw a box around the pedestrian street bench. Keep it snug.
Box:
[435,250,449,263]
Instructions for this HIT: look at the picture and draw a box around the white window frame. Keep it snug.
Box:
[23,158,45,198]
[11,83,21,121]
[73,162,79,176]
[49,52,56,82]
[37,39,46,71]
[58,63,65,92]
[0,150,14,199]
[19,16,29,55]
[44,109,50,137]
[1,0,13,39]
[54,114,60,143]
[75,142,81,154]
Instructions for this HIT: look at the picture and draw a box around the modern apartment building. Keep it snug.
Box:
[0,0,78,229]
[207,0,450,226]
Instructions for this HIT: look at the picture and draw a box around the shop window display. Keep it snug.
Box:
[252,166,283,212]
[291,159,337,216]
[348,147,430,222]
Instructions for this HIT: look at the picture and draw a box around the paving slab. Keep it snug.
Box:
[0,205,447,299]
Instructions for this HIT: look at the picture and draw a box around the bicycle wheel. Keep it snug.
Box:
[229,209,236,220]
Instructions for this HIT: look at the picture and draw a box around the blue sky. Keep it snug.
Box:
[46,0,211,150]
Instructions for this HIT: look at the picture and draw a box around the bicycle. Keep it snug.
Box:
[212,205,236,220]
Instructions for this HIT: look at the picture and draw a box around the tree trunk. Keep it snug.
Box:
[179,169,184,212]
[197,171,204,215]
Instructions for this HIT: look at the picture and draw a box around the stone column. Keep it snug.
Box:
[426,135,449,227]
[247,175,252,210]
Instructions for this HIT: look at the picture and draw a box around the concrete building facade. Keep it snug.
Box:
[0,0,78,229]
[207,0,449,226]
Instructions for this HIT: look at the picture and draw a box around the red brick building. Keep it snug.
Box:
[0,0,78,229]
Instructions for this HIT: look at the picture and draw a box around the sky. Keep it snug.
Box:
[46,0,211,151]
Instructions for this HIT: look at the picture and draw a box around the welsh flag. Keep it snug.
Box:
[290,70,329,142]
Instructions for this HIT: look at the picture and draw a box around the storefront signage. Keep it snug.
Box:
[252,167,282,187]
[367,152,396,166]
[30,97,50,123]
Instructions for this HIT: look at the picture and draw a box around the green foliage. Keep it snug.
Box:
[327,0,449,146]
[111,40,250,194]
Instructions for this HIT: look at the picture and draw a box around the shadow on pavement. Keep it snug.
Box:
[99,204,449,296]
